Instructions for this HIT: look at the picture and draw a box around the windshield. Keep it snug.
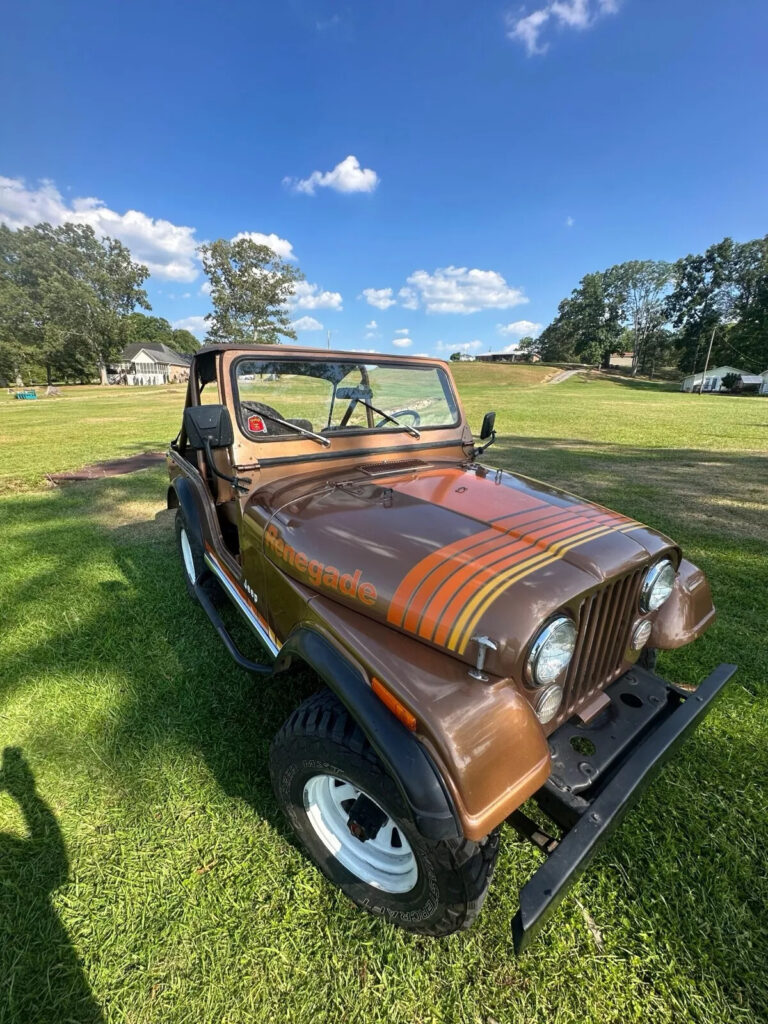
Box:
[234,358,459,440]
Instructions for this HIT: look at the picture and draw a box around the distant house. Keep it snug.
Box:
[610,351,634,368]
[680,365,748,393]
[110,343,192,386]
[760,370,768,395]
[732,374,764,393]
[476,351,539,364]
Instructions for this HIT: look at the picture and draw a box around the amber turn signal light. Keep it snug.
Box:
[371,678,418,731]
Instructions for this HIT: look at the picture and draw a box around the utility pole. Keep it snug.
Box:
[326,330,332,350]
[699,325,717,394]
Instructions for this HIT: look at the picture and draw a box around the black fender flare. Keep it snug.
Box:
[168,476,205,547]
[274,627,462,842]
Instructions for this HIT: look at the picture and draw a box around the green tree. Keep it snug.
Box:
[606,260,672,375]
[0,222,149,384]
[536,273,623,367]
[123,312,199,354]
[199,237,303,344]
[665,238,738,374]
[534,298,578,362]
[170,328,200,354]
[721,372,740,392]
[666,236,768,374]
[124,312,173,346]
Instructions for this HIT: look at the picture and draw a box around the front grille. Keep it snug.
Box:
[560,568,646,718]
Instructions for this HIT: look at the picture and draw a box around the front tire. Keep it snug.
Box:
[269,689,498,936]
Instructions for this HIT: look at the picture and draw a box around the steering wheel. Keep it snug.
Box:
[375,408,421,428]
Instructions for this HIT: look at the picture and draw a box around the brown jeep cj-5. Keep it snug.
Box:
[167,344,734,950]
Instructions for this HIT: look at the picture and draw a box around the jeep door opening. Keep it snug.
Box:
[167,344,734,951]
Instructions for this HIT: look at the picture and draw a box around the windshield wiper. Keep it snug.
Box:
[243,404,330,448]
[356,400,421,438]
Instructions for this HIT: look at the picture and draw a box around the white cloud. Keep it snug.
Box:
[506,0,620,56]
[231,230,296,260]
[508,8,552,54]
[285,155,379,196]
[172,315,208,338]
[0,175,200,281]
[565,215,575,228]
[497,319,542,336]
[394,327,410,335]
[361,287,396,309]
[365,320,378,330]
[404,267,528,314]
[391,337,413,348]
[290,279,343,311]
[200,281,212,295]
[398,286,419,310]
[292,315,324,332]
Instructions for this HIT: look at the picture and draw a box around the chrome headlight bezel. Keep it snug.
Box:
[640,558,676,612]
[534,684,564,724]
[526,615,577,687]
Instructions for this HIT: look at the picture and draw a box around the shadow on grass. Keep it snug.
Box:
[0,748,104,1024]
[0,462,767,1018]
[580,374,679,392]
[493,435,768,547]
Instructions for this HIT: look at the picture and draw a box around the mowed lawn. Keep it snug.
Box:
[0,368,766,1024]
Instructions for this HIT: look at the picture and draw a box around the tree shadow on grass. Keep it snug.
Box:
[1,464,767,1018]
[0,748,104,1024]
[493,435,768,546]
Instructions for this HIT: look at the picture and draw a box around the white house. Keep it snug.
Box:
[760,369,768,395]
[680,365,748,393]
[109,343,191,386]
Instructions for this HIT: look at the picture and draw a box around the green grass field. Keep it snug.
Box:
[1,368,766,1023]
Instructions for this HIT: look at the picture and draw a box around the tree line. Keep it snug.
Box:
[0,223,303,385]
[2,220,766,385]
[523,234,768,376]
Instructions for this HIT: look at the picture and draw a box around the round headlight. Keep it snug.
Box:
[535,684,564,724]
[641,559,676,612]
[631,619,653,650]
[527,616,577,687]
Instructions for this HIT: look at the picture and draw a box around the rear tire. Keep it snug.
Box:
[269,689,499,936]
[174,508,222,606]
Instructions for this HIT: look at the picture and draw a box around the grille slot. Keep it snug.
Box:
[561,568,645,718]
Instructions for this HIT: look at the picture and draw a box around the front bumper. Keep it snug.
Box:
[510,662,736,953]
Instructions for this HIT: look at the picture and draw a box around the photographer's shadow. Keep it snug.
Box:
[0,747,104,1024]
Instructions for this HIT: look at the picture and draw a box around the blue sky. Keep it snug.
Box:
[1,0,766,356]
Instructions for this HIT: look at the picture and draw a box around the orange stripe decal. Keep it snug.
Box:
[450,520,641,653]
[400,505,573,632]
[387,504,552,627]
[429,515,621,646]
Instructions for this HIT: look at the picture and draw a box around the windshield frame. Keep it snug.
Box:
[229,353,461,444]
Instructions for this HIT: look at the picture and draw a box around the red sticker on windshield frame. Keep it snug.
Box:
[247,414,267,433]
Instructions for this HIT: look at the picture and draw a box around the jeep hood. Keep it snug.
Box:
[248,461,676,673]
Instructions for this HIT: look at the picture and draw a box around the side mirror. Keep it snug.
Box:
[480,411,496,440]
[184,404,234,450]
[183,404,250,494]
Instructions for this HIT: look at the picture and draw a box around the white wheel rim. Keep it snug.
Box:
[180,528,196,583]
[303,774,418,893]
